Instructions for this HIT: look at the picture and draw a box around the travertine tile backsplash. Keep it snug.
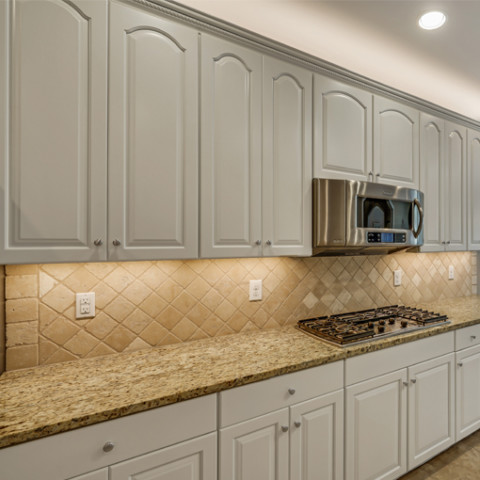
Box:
[4,252,477,370]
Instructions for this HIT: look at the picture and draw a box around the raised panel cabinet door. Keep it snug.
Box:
[468,129,480,250]
[456,346,480,441]
[290,390,344,480]
[373,96,419,188]
[0,0,107,264]
[313,75,373,181]
[444,121,467,251]
[345,369,407,480]
[69,469,108,480]
[200,34,262,258]
[110,432,216,480]
[262,56,312,257]
[219,409,289,480]
[419,113,445,252]
[108,2,198,260]
[407,353,455,470]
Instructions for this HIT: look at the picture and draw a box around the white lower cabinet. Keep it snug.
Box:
[219,361,344,480]
[290,390,344,480]
[220,409,289,480]
[346,370,407,480]
[456,342,480,441]
[345,333,455,480]
[219,391,344,480]
[110,432,217,480]
[0,395,217,480]
[407,353,455,470]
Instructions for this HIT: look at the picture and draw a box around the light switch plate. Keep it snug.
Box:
[249,279,262,301]
[393,270,402,287]
[76,292,95,319]
[449,265,454,280]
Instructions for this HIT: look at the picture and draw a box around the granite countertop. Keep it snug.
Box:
[1,295,480,449]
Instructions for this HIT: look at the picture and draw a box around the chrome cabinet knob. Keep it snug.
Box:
[471,336,477,340]
[447,240,451,245]
[403,381,408,387]
[281,425,289,433]
[112,239,121,246]
[458,362,464,367]
[265,240,272,246]
[103,441,115,453]
[255,240,261,246]
[288,388,296,395]
[93,239,103,246]
[294,421,301,428]
[411,379,417,384]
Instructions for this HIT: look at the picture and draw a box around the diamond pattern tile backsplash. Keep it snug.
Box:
[4,251,477,370]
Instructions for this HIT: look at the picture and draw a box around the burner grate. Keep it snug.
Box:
[298,305,449,346]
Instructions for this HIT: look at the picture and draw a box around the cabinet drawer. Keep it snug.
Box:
[346,332,454,386]
[456,324,480,350]
[0,394,216,480]
[219,361,343,427]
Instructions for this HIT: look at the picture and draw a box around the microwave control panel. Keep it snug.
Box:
[367,232,406,244]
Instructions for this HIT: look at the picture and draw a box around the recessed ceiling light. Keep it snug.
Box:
[418,11,446,30]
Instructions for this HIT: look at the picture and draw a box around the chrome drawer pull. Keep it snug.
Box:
[403,381,408,387]
[294,421,301,428]
[281,425,289,432]
[411,379,417,384]
[288,388,296,395]
[471,336,477,340]
[458,362,464,367]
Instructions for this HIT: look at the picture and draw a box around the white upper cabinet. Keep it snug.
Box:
[314,75,372,181]
[200,34,262,258]
[420,114,445,251]
[314,78,420,188]
[373,96,420,188]
[262,56,312,257]
[108,1,198,260]
[420,114,467,252]
[444,121,467,251]
[0,0,107,264]
[468,128,480,250]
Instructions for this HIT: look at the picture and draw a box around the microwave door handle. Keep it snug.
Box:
[412,198,424,238]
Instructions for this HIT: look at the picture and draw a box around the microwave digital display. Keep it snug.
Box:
[367,232,407,244]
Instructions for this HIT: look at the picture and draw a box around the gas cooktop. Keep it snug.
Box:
[297,305,449,346]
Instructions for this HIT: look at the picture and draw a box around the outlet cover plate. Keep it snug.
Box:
[76,292,95,319]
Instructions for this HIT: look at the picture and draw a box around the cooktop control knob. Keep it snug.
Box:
[401,320,408,328]
[388,318,395,324]
[378,325,385,333]
[368,322,374,329]
[379,319,386,325]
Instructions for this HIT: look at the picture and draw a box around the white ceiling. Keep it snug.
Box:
[176,0,480,122]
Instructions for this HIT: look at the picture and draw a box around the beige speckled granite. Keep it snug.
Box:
[1,295,480,449]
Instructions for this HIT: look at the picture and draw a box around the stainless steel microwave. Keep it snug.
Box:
[313,178,424,255]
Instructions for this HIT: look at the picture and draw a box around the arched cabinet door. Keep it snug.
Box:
[444,121,467,251]
[314,75,372,181]
[468,128,480,250]
[420,113,445,252]
[200,34,262,258]
[0,0,107,264]
[373,96,419,188]
[263,57,312,257]
[108,1,198,260]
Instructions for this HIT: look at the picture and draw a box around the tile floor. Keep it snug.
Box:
[400,429,480,479]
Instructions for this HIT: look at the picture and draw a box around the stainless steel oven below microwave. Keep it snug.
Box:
[313,178,424,255]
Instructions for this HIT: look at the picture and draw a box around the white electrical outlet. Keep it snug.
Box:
[249,279,262,301]
[76,292,95,319]
[449,265,455,280]
[393,269,402,287]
